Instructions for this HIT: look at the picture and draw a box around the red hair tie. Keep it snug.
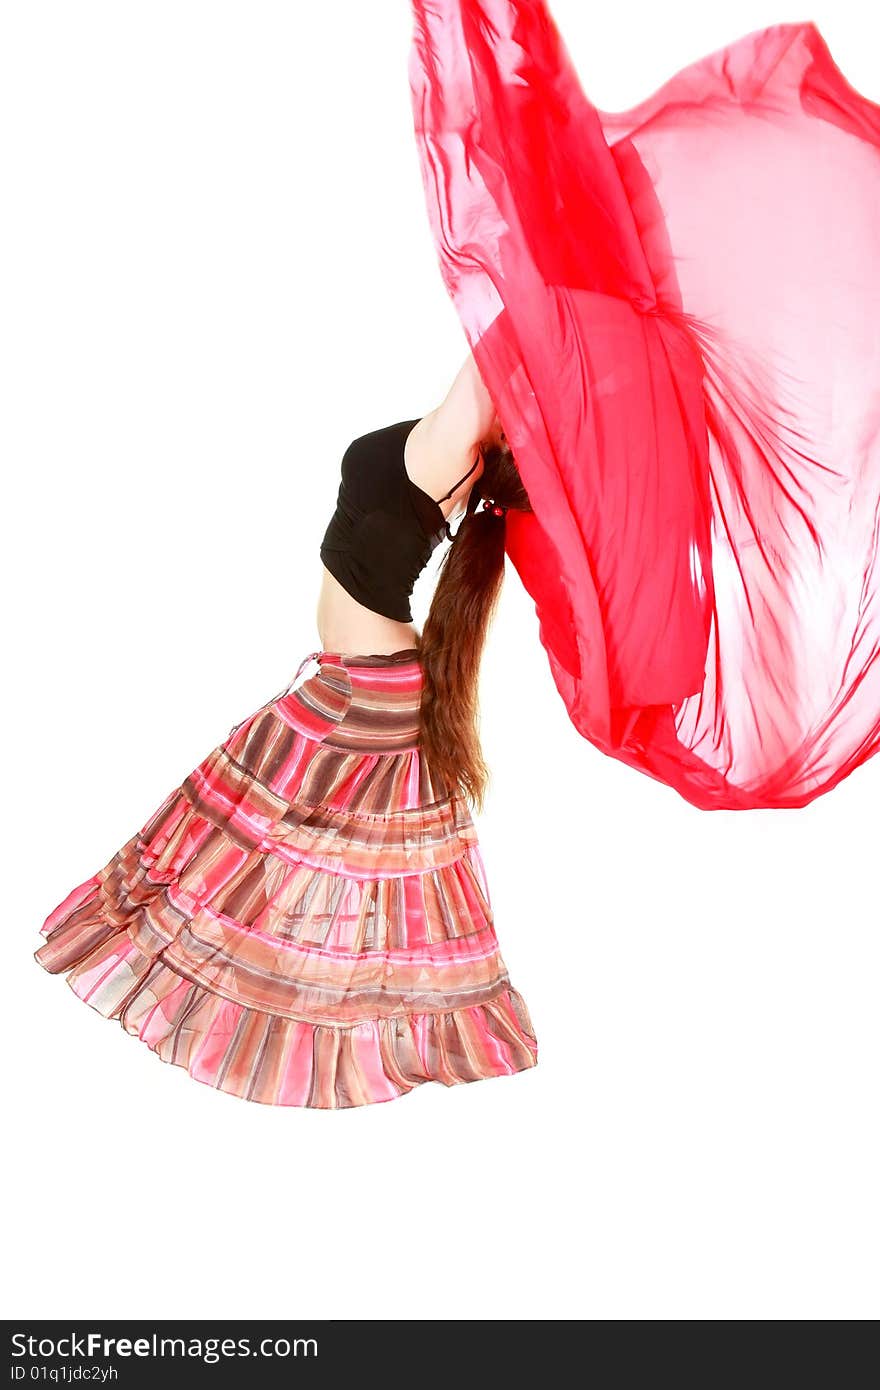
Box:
[480,497,508,518]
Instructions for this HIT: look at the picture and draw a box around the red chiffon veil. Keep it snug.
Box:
[408,4,880,810]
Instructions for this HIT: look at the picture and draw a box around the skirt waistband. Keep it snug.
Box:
[283,647,424,752]
[228,650,424,746]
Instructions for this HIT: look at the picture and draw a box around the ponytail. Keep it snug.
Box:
[418,442,532,813]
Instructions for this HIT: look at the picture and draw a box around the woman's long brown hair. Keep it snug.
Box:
[417,438,533,814]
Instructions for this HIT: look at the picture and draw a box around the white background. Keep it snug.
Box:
[3,2,878,1321]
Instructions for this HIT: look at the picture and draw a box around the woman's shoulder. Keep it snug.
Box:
[404,412,483,511]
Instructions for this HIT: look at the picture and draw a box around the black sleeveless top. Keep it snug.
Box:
[319,419,481,623]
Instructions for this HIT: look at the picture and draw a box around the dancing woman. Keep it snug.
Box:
[35,354,539,1109]
[40,0,876,1111]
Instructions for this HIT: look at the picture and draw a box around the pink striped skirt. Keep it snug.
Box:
[36,648,537,1108]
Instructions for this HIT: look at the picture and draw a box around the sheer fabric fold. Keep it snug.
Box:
[409,5,880,809]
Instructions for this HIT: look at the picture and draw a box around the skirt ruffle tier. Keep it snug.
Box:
[36,649,537,1108]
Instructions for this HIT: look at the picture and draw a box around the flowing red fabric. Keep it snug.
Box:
[408,6,880,810]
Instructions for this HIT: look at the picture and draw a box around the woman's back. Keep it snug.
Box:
[316,415,483,653]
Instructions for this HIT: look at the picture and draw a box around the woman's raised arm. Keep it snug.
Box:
[406,353,498,502]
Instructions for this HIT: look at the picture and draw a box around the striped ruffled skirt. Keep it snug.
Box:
[35,647,538,1109]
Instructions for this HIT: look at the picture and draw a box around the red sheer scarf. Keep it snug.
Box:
[408,5,880,810]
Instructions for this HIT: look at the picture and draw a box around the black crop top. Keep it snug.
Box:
[319,418,481,623]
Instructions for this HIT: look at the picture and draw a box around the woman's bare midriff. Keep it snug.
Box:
[316,563,420,655]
